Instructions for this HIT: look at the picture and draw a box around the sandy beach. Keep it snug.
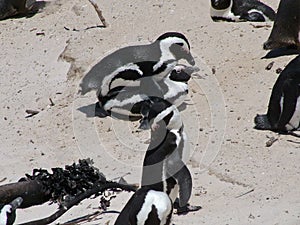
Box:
[1,0,300,224]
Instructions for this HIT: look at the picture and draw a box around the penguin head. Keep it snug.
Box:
[210,0,231,10]
[139,97,182,132]
[156,32,195,66]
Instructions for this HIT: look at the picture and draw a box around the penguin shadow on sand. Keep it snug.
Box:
[262,0,300,58]
[114,97,201,225]
[0,0,47,20]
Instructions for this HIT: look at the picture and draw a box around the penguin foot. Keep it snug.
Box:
[174,202,202,215]
[95,102,110,118]
[254,114,272,130]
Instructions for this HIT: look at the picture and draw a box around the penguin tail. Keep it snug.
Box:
[254,114,272,130]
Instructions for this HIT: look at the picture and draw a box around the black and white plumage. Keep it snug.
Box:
[95,65,194,118]
[80,32,195,99]
[0,197,23,225]
[114,187,173,225]
[255,55,300,132]
[263,0,300,50]
[0,0,27,20]
[210,0,276,22]
[138,97,193,211]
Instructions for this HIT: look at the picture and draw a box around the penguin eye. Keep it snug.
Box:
[176,42,184,46]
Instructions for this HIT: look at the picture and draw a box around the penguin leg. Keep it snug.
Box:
[277,80,298,131]
[168,163,201,214]
[167,161,192,207]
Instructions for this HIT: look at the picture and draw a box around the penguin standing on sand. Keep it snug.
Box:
[0,197,23,225]
[138,97,200,213]
[96,65,196,119]
[263,0,300,50]
[210,0,275,22]
[115,97,199,225]
[255,55,300,133]
[79,32,195,117]
[114,187,173,225]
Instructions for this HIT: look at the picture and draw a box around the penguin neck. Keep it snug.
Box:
[152,42,177,80]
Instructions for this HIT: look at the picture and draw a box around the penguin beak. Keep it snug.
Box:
[185,52,195,66]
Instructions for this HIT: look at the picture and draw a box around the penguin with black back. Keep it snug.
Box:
[263,0,300,50]
[96,65,195,119]
[0,197,23,225]
[210,0,275,22]
[79,32,195,117]
[138,97,201,213]
[255,55,300,134]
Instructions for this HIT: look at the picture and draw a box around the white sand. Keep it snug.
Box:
[1,0,300,224]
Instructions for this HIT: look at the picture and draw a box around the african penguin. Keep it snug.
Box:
[0,197,23,225]
[0,0,26,20]
[0,0,42,20]
[255,55,300,133]
[95,65,195,119]
[138,97,200,213]
[114,187,173,225]
[263,0,300,50]
[210,0,276,22]
[79,32,195,101]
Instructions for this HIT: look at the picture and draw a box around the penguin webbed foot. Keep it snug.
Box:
[173,201,202,215]
[95,102,110,118]
[254,114,272,130]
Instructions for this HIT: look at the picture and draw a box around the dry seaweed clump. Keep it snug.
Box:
[19,159,106,203]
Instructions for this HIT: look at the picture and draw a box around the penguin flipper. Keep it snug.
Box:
[240,12,265,22]
[168,162,192,207]
[277,80,298,130]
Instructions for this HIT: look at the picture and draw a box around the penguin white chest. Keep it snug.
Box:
[163,78,188,106]
[0,205,11,225]
[136,190,172,225]
[280,96,300,130]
